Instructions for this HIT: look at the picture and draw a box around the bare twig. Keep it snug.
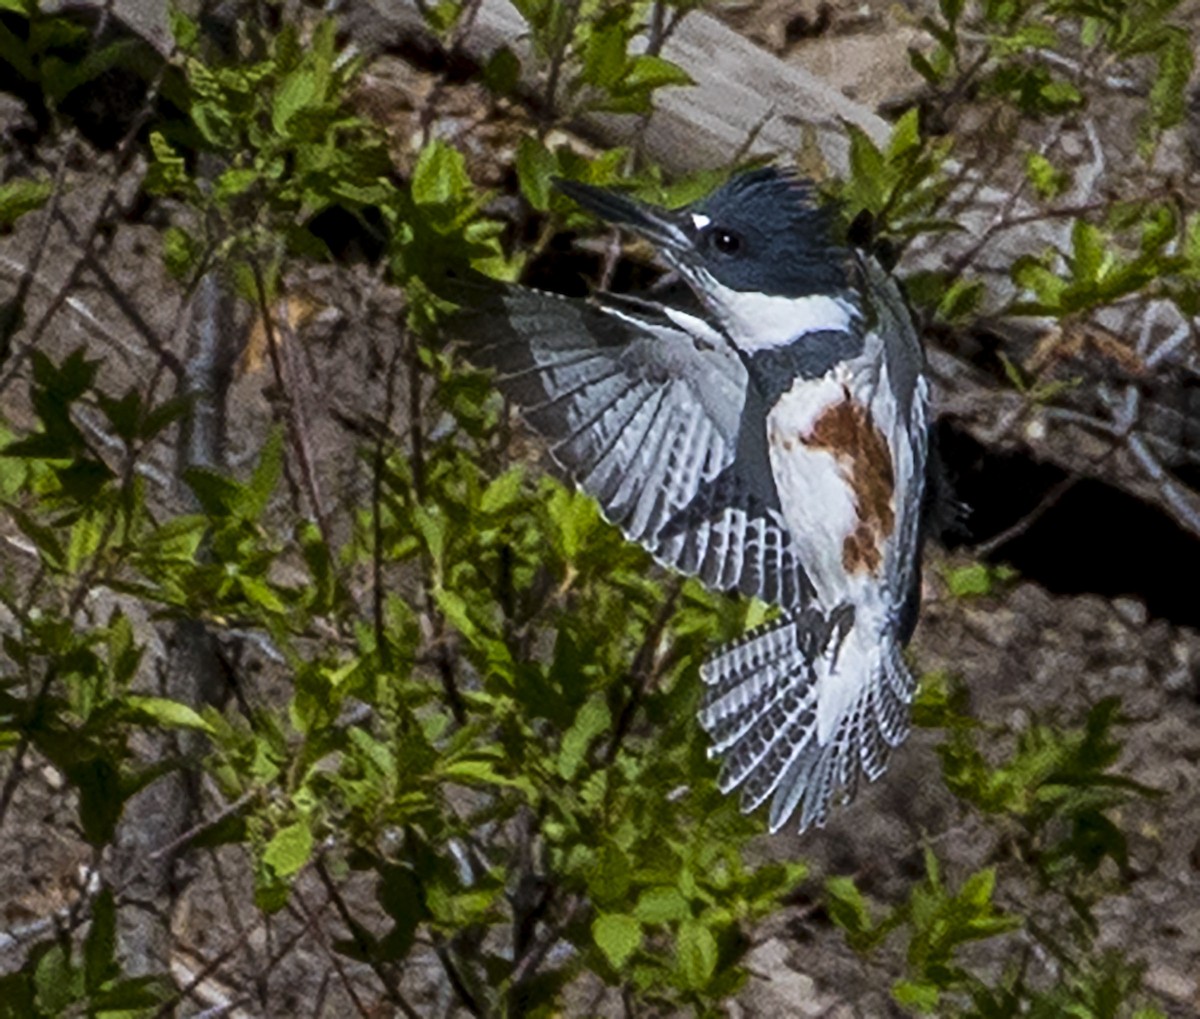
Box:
[288,889,376,1019]
[148,790,259,862]
[313,857,423,1019]
[604,576,684,764]
[251,266,336,548]
[973,474,1080,557]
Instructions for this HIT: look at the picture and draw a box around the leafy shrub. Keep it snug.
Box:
[0,0,1191,1016]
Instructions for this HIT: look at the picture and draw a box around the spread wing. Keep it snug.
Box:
[450,283,813,610]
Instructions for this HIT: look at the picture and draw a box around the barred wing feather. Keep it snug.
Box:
[452,285,811,611]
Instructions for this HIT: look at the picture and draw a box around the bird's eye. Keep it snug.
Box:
[710,228,742,255]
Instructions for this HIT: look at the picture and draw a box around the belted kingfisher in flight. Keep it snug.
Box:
[451,167,929,832]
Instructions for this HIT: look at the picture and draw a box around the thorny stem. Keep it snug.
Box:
[147,790,260,862]
[147,912,268,1019]
[417,0,486,147]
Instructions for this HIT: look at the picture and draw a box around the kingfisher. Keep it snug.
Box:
[450,167,929,832]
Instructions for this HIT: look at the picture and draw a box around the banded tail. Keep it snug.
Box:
[698,611,915,833]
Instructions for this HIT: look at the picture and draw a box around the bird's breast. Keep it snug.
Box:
[765,370,898,606]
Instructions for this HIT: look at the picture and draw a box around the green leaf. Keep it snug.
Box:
[247,429,283,517]
[0,177,51,229]
[888,108,922,157]
[909,47,944,84]
[480,465,525,514]
[623,54,693,92]
[9,506,66,569]
[84,888,117,993]
[1011,254,1067,310]
[516,135,557,212]
[1025,151,1068,200]
[183,466,245,517]
[825,876,880,951]
[273,67,319,132]
[589,842,631,906]
[945,563,992,597]
[1039,78,1082,110]
[34,944,79,1014]
[936,277,986,322]
[580,21,627,90]
[263,821,313,879]
[593,913,642,969]
[239,575,288,613]
[893,979,940,1011]
[482,46,521,95]
[674,919,718,990]
[634,885,691,924]
[1148,29,1193,132]
[71,757,124,846]
[214,166,259,200]
[1070,220,1106,284]
[107,611,142,688]
[960,866,996,907]
[412,139,471,208]
[145,131,191,196]
[123,696,216,733]
[558,693,611,780]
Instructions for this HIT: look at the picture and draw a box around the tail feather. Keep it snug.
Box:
[698,611,916,833]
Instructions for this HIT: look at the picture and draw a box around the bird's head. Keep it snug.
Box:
[554,168,858,352]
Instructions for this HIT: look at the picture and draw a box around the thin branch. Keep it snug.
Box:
[313,857,423,1019]
[373,343,405,672]
[0,129,74,368]
[251,266,335,548]
[430,932,486,1017]
[604,576,684,765]
[509,893,584,989]
[149,918,268,1019]
[287,889,376,1019]
[148,790,259,862]
[973,474,1080,557]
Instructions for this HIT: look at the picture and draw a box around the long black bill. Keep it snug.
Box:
[552,177,692,254]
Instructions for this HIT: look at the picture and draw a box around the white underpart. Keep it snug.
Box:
[699,276,858,351]
[764,332,912,744]
[766,367,864,609]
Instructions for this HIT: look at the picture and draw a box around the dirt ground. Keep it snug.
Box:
[2,0,1199,1017]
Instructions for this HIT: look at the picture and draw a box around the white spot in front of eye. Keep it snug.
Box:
[691,213,711,229]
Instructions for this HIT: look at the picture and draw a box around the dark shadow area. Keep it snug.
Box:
[938,421,1200,629]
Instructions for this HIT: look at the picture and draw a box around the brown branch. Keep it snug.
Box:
[509,893,585,990]
[288,889,376,1019]
[251,265,335,549]
[147,790,259,862]
[604,576,684,765]
[313,857,422,1019]
[373,344,405,672]
[431,932,486,1017]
